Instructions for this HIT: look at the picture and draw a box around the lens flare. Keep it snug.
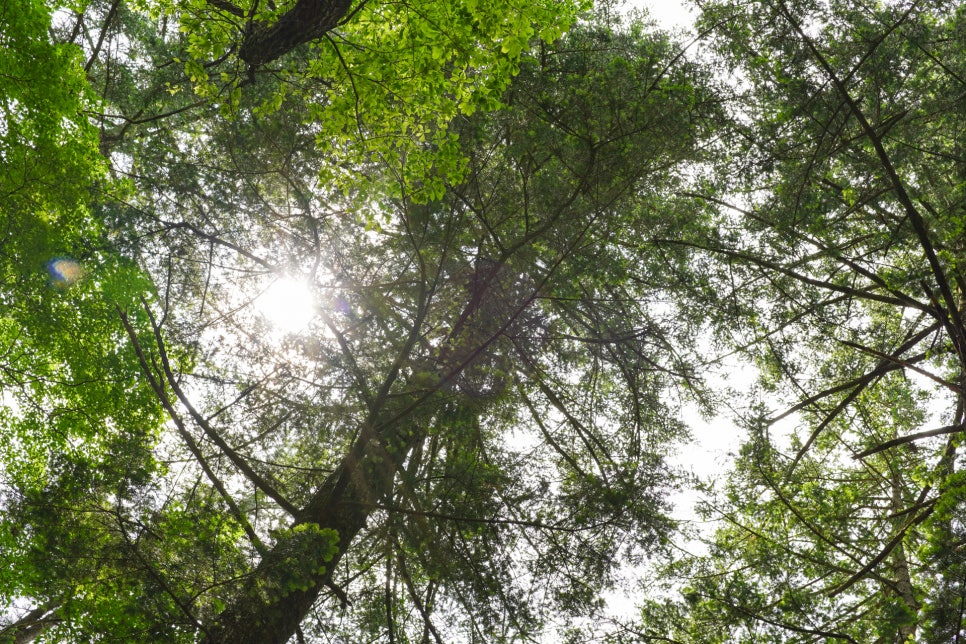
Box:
[47,258,84,288]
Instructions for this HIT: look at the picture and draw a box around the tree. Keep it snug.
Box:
[1,3,722,642]
[0,2,173,641]
[636,0,966,641]
[74,0,585,201]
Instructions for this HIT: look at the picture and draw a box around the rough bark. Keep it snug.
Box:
[238,0,353,67]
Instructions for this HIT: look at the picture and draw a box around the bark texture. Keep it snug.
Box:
[239,0,353,67]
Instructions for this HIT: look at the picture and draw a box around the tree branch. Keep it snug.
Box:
[854,424,965,459]
[117,306,267,553]
[140,300,300,517]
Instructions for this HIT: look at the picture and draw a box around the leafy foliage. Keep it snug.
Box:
[1,0,722,641]
[12,0,966,641]
[0,0,174,640]
[632,0,966,641]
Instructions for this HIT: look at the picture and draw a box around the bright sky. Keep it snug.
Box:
[632,0,695,30]
[256,275,317,334]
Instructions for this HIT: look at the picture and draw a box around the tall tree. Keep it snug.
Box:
[0,1,170,641]
[636,0,966,641]
[1,3,721,642]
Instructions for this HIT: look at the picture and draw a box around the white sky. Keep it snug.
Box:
[632,0,695,30]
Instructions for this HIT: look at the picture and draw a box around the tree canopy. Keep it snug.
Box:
[2,0,966,642]
[636,0,966,641]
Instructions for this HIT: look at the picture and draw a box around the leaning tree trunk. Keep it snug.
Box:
[201,412,426,644]
[200,257,518,642]
[0,602,62,644]
[238,0,353,67]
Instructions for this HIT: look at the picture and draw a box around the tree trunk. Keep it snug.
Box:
[0,603,62,644]
[201,417,424,644]
[889,466,921,643]
[239,0,353,67]
[201,256,506,641]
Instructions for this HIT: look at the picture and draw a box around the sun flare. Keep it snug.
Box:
[255,277,317,333]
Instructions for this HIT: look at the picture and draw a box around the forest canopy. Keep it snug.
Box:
[1,0,965,642]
